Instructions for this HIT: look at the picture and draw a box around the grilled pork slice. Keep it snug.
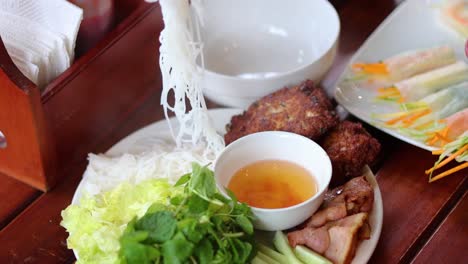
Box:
[324,213,369,264]
[307,203,347,228]
[358,221,371,240]
[288,213,369,264]
[307,176,374,228]
[288,226,330,254]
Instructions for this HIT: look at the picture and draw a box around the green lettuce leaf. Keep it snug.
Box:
[61,179,179,264]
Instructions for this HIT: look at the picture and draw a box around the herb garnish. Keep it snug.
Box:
[119,163,255,264]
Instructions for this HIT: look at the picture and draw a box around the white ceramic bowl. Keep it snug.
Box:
[200,0,340,108]
[214,131,332,231]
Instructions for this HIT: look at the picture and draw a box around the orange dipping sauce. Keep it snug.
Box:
[227,160,317,209]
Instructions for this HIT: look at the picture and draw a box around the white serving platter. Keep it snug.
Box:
[72,108,383,264]
[334,0,467,151]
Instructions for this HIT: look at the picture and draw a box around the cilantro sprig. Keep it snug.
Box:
[119,163,255,264]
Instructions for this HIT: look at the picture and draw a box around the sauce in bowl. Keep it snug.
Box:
[227,160,317,209]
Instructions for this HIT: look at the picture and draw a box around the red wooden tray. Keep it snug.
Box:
[0,1,161,191]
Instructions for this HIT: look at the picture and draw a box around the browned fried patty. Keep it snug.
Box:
[320,121,381,186]
[224,80,338,144]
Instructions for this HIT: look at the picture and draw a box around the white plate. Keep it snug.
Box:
[72,108,383,264]
[334,0,467,152]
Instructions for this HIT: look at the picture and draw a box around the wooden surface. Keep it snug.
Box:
[0,0,467,263]
[412,192,468,264]
[371,144,467,263]
[0,38,57,191]
[42,2,162,171]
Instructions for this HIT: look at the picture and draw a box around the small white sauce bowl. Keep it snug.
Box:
[214,131,332,231]
[199,0,340,108]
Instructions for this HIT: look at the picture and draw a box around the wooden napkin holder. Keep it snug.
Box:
[0,1,163,191]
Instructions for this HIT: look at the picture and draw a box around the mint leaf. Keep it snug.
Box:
[213,250,231,264]
[236,215,253,235]
[136,211,176,243]
[212,193,230,204]
[233,202,252,217]
[188,194,209,214]
[229,239,240,263]
[189,163,217,200]
[120,230,149,244]
[162,232,194,264]
[177,218,204,243]
[174,173,191,187]
[195,238,214,264]
[232,238,252,263]
[119,241,159,264]
[169,195,184,206]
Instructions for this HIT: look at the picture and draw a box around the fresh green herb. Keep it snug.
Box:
[119,163,256,264]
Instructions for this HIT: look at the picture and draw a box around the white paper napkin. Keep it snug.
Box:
[0,14,58,85]
[0,0,83,88]
[0,0,83,58]
[3,43,45,86]
[0,26,52,86]
[10,55,39,85]
[1,11,70,72]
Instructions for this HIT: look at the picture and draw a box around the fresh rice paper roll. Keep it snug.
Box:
[413,82,468,119]
[396,61,468,101]
[423,109,468,148]
[441,0,468,38]
[350,45,457,89]
[379,82,468,131]
[384,45,456,82]
[445,108,468,142]
[403,82,468,128]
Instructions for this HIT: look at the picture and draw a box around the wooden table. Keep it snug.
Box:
[0,0,466,263]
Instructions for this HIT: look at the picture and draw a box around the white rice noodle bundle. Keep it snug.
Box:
[81,139,213,196]
[158,0,224,155]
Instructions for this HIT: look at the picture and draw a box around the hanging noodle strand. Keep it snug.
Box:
[157,0,224,155]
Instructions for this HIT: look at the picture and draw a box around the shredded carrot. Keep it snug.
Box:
[352,62,386,69]
[386,113,411,125]
[377,96,401,101]
[432,149,444,155]
[415,121,435,130]
[434,132,451,143]
[377,90,400,97]
[377,86,398,93]
[385,109,431,127]
[374,112,408,119]
[426,135,439,146]
[376,86,402,101]
[441,127,449,137]
[353,63,388,74]
[433,127,450,146]
[402,109,432,126]
[429,162,468,183]
[368,65,387,70]
[425,144,468,174]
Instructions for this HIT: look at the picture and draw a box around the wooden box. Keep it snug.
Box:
[0,1,164,191]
